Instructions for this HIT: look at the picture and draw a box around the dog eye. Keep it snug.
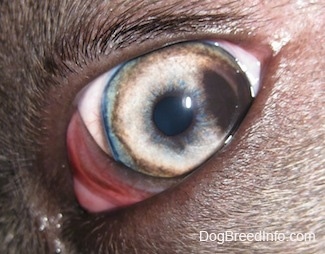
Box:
[66,40,261,213]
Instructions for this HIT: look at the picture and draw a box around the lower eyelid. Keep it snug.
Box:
[68,112,151,212]
[67,111,180,212]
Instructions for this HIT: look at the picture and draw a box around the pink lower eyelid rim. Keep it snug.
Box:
[67,112,151,213]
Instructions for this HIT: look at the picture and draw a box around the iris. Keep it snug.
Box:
[100,41,253,177]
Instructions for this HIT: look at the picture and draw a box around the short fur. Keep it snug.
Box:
[0,0,324,253]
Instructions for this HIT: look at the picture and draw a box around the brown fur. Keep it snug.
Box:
[0,0,324,253]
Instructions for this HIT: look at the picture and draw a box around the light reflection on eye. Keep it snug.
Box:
[66,41,261,212]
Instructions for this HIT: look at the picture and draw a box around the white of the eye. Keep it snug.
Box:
[77,70,115,155]
[211,41,261,98]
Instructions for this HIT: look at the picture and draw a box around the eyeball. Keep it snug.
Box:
[67,40,262,212]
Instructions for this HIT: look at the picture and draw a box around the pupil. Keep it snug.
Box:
[153,95,194,136]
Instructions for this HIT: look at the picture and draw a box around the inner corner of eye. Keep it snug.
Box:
[65,40,263,213]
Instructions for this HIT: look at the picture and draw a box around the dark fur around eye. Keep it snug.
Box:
[1,0,324,253]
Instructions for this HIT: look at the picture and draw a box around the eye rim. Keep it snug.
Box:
[65,38,264,212]
[39,30,272,215]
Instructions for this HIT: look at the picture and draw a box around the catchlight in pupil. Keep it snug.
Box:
[153,95,194,136]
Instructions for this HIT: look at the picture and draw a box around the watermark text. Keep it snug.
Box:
[199,230,315,244]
